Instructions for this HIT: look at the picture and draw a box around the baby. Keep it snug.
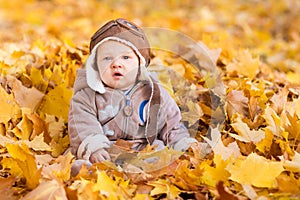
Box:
[68,18,208,175]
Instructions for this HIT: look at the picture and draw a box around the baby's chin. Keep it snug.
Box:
[103,80,135,91]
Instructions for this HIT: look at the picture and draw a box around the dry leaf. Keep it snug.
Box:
[226,50,260,79]
[226,153,284,188]
[4,142,41,189]
[21,179,68,200]
[230,116,265,144]
[226,90,249,119]
[148,179,181,199]
[0,86,21,124]
[203,127,241,161]
[6,75,44,111]
[199,155,231,187]
[0,176,18,200]
[39,84,73,122]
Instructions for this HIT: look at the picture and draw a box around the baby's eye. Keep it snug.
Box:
[123,55,130,59]
[104,56,112,61]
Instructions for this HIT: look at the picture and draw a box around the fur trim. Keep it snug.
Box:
[86,37,148,94]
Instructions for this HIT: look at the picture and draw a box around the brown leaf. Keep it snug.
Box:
[21,179,68,200]
[216,181,239,200]
[6,75,44,111]
[0,176,18,200]
[226,90,249,119]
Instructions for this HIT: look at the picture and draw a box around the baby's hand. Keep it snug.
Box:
[90,148,111,163]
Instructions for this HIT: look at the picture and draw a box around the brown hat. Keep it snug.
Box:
[90,18,151,67]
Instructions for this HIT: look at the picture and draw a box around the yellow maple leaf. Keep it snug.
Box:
[230,116,265,144]
[39,84,73,122]
[174,160,203,190]
[0,86,21,124]
[12,113,33,140]
[69,179,99,199]
[256,129,274,153]
[148,179,181,199]
[30,67,48,93]
[226,153,284,188]
[226,49,259,79]
[49,64,63,85]
[50,135,69,157]
[4,142,41,189]
[92,170,134,199]
[200,155,231,187]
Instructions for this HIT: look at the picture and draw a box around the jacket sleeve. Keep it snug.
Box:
[157,86,197,151]
[68,88,110,160]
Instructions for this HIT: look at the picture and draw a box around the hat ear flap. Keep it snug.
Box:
[86,45,106,94]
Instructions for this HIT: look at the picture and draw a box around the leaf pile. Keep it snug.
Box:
[1,0,300,199]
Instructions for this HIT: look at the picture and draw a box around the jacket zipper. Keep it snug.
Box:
[120,82,142,137]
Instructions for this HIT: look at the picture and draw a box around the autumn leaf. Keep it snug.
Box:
[148,179,181,199]
[39,84,73,122]
[216,181,239,200]
[29,67,48,93]
[226,49,260,79]
[21,179,68,200]
[203,127,241,161]
[282,151,300,173]
[199,155,231,187]
[263,106,283,138]
[42,152,73,181]
[92,170,136,199]
[173,160,203,190]
[3,142,41,189]
[226,153,284,188]
[1,1,300,199]
[24,133,51,152]
[230,116,265,144]
[0,86,21,124]
[5,75,44,111]
[181,101,204,126]
[11,112,33,140]
[226,90,249,119]
[0,176,18,200]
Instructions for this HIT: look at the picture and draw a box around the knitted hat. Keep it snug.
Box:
[90,18,151,67]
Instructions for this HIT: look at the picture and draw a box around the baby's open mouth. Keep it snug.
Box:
[113,71,123,78]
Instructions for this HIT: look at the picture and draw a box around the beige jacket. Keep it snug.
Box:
[68,67,197,160]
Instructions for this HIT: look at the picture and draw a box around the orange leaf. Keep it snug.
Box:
[5,142,41,189]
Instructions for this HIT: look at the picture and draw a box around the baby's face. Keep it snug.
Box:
[96,40,139,90]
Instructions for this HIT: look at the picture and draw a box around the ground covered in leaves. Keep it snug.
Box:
[1,0,300,199]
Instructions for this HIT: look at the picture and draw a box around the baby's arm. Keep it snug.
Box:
[68,88,111,161]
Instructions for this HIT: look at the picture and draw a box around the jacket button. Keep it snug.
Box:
[123,105,133,116]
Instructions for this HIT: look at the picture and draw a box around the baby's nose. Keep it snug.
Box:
[111,57,123,68]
